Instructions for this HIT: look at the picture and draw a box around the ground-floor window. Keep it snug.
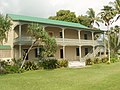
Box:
[60,49,63,58]
[76,48,80,56]
[35,47,42,58]
[85,48,88,55]
[23,49,28,60]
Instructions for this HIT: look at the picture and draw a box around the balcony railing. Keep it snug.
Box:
[14,37,104,46]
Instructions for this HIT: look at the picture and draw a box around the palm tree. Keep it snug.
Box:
[0,14,12,44]
[20,23,57,68]
[99,6,116,63]
[109,0,120,21]
[86,8,102,28]
[108,26,120,57]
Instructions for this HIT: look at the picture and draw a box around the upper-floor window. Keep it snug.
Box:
[48,31,54,37]
[59,31,62,38]
[84,34,88,40]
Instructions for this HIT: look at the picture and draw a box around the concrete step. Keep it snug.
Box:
[68,61,85,68]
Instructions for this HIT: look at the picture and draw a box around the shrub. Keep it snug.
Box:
[4,65,19,74]
[23,61,38,71]
[102,57,108,63]
[94,58,102,64]
[41,59,57,69]
[57,60,68,68]
[110,57,118,63]
[86,58,94,65]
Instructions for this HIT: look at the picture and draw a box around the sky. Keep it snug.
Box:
[0,0,119,30]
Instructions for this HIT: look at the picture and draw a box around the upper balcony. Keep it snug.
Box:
[14,37,104,46]
[13,24,104,46]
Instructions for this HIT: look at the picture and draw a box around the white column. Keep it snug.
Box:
[103,32,106,57]
[19,45,22,58]
[93,46,95,58]
[62,28,65,42]
[92,32,94,44]
[19,24,22,39]
[63,46,65,59]
[19,24,22,58]
[78,30,81,43]
[79,46,81,61]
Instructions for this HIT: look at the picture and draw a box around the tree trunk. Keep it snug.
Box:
[107,25,110,63]
[20,39,38,68]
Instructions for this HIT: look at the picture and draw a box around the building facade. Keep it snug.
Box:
[0,14,104,62]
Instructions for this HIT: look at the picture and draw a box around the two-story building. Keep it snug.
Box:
[0,14,104,63]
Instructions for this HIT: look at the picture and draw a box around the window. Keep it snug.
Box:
[84,34,88,40]
[85,48,88,55]
[48,31,54,37]
[60,49,63,58]
[59,31,62,38]
[35,48,42,57]
[23,49,28,60]
[76,48,79,56]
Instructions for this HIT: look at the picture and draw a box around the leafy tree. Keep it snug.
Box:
[0,14,12,44]
[86,8,102,28]
[49,10,77,23]
[77,15,92,27]
[105,26,120,57]
[20,23,57,68]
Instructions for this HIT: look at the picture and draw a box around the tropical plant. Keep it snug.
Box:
[99,5,116,62]
[86,8,102,28]
[109,0,120,21]
[0,14,12,44]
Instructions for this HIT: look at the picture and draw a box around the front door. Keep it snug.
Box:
[23,49,28,60]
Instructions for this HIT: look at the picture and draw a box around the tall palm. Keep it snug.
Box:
[0,14,12,44]
[109,0,120,21]
[86,8,102,28]
[109,26,120,57]
[99,6,116,63]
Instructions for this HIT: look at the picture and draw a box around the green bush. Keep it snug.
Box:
[86,58,94,65]
[94,58,102,64]
[57,60,68,68]
[110,57,118,63]
[23,61,38,71]
[102,57,108,63]
[4,65,19,74]
[41,59,57,69]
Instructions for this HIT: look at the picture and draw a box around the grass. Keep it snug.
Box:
[1,62,120,90]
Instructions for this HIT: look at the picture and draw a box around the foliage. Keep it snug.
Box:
[0,14,12,44]
[101,57,108,63]
[49,10,77,23]
[23,61,38,71]
[56,60,68,68]
[94,58,102,64]
[86,58,94,65]
[40,59,57,69]
[86,8,102,28]
[77,15,92,27]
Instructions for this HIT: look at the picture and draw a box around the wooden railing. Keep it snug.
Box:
[14,37,104,46]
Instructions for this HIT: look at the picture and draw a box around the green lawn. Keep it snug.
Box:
[1,62,120,90]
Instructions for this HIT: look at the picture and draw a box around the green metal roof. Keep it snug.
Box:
[0,45,11,50]
[7,14,88,29]
[7,14,103,32]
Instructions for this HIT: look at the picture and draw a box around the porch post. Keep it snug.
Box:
[19,24,22,40]
[19,45,22,58]
[78,30,81,43]
[103,32,106,57]
[62,28,65,42]
[92,31,94,44]
[19,24,22,58]
[79,46,81,61]
[63,46,66,59]
[93,46,95,58]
